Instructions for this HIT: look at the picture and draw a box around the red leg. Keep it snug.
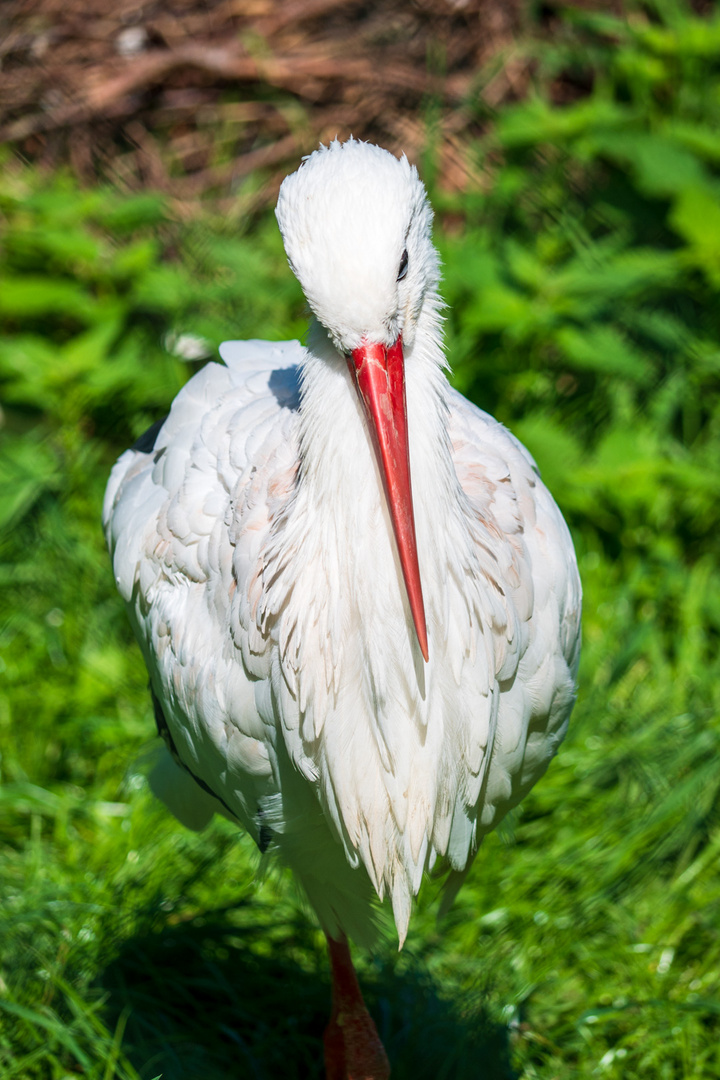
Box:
[323,932,391,1080]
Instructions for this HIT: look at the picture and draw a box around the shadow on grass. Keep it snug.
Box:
[99,903,513,1080]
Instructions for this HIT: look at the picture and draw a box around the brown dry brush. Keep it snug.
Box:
[0,0,533,210]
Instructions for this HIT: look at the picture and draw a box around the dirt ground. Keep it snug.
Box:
[1,0,621,207]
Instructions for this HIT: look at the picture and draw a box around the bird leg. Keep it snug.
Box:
[323,932,391,1080]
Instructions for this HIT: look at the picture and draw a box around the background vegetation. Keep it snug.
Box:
[2,2,720,1077]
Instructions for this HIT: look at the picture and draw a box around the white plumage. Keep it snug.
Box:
[104,139,580,991]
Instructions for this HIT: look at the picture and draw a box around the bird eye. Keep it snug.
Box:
[397,249,408,281]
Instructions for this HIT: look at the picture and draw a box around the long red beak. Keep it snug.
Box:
[349,336,429,662]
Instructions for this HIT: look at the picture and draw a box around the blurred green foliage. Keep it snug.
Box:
[441,4,720,672]
[2,2,720,1078]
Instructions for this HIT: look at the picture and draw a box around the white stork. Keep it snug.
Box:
[104,138,581,1079]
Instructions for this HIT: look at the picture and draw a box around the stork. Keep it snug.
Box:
[104,138,581,1079]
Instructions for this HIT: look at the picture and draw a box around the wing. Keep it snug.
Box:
[103,339,304,842]
[448,387,582,679]
[441,387,582,885]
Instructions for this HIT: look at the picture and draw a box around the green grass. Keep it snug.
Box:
[2,2,720,1076]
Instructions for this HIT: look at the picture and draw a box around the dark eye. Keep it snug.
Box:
[397,248,408,281]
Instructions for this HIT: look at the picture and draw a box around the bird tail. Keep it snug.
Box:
[437,863,473,922]
[148,745,222,832]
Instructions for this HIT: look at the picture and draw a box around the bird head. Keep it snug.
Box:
[276,139,437,662]
[275,138,439,356]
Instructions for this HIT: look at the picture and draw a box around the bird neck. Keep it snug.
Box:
[297,307,454,517]
[293,305,462,660]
